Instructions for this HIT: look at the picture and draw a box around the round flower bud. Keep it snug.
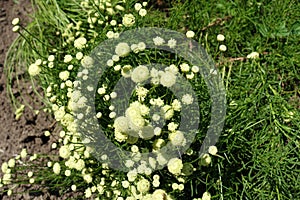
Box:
[134,3,142,11]
[7,189,12,196]
[131,65,149,83]
[12,25,20,32]
[115,42,130,57]
[106,30,114,39]
[186,30,195,38]
[44,130,51,136]
[198,153,211,166]
[48,55,55,62]
[20,148,27,158]
[74,37,87,49]
[122,14,135,27]
[167,158,183,175]
[217,34,225,41]
[12,18,20,25]
[64,55,73,63]
[139,9,147,17]
[160,71,176,88]
[208,145,218,155]
[8,159,15,168]
[59,145,71,159]
[71,185,77,191]
[202,191,211,200]
[28,171,33,177]
[76,52,83,60]
[29,178,35,184]
[246,52,259,59]
[219,44,227,52]
[137,179,150,193]
[28,64,40,76]
[53,162,61,174]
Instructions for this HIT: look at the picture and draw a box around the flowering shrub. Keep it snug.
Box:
[2,0,300,199]
[1,1,226,199]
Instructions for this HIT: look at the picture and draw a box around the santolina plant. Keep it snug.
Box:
[2,0,300,199]
[2,1,227,199]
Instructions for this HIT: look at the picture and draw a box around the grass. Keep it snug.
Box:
[4,0,300,199]
[137,1,300,198]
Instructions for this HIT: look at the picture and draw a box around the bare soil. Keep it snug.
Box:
[0,1,63,199]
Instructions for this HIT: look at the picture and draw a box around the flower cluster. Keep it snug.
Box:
[1,1,221,200]
[217,34,227,52]
[69,31,219,199]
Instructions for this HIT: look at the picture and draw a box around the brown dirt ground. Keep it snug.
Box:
[0,0,66,199]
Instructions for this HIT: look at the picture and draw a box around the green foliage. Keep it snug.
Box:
[2,0,300,199]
